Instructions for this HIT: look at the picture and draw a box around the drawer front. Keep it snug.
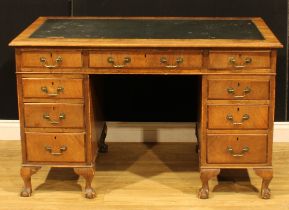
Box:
[145,51,202,69]
[207,134,267,164]
[24,103,84,128]
[208,51,271,70]
[89,52,146,68]
[22,78,84,99]
[208,105,269,129]
[208,79,270,100]
[89,51,202,69]
[21,51,82,68]
[26,132,85,162]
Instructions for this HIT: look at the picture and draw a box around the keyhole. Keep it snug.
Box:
[54,136,57,140]
[236,137,239,141]
[237,82,240,87]
[51,82,54,86]
[237,107,240,112]
[144,54,147,58]
[52,106,55,111]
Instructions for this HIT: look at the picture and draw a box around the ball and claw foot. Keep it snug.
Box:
[20,188,32,197]
[261,188,271,199]
[198,188,209,199]
[84,188,96,199]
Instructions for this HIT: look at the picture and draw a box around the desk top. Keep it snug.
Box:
[10,17,282,48]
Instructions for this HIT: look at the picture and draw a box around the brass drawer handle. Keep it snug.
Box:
[229,57,252,69]
[226,113,250,125]
[40,56,63,68]
[45,145,67,156]
[43,113,66,125]
[227,87,251,98]
[107,56,131,68]
[160,57,183,68]
[41,86,64,96]
[227,146,249,157]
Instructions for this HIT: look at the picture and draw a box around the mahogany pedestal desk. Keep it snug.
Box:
[9,17,282,199]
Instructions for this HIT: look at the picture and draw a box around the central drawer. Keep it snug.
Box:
[24,103,84,128]
[207,134,267,164]
[25,132,85,162]
[208,104,269,129]
[89,50,203,69]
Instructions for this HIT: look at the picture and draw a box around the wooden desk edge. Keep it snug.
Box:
[9,16,283,49]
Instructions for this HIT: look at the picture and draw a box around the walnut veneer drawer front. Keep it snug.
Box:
[208,51,271,70]
[89,51,202,69]
[21,51,82,68]
[22,78,83,99]
[208,105,269,129]
[207,134,267,164]
[208,79,270,100]
[24,103,84,128]
[26,132,85,162]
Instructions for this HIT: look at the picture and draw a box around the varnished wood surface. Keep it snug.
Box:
[207,76,270,100]
[10,16,281,198]
[9,17,282,48]
[0,141,289,210]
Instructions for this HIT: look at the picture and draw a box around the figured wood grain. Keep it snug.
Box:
[23,103,84,128]
[207,76,270,100]
[25,132,86,162]
[206,134,267,164]
[22,78,84,99]
[208,50,271,70]
[207,104,269,129]
[89,50,203,69]
[21,51,82,68]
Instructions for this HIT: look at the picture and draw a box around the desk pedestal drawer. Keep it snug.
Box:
[24,103,84,128]
[207,134,267,164]
[26,132,85,162]
[207,79,270,100]
[208,105,269,129]
[22,78,84,99]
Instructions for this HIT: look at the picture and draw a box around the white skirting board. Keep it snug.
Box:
[0,120,288,142]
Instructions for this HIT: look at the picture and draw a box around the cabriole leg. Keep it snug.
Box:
[74,167,96,199]
[20,166,41,197]
[198,168,220,199]
[254,168,273,199]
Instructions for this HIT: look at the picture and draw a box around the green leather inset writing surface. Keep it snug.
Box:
[30,19,264,40]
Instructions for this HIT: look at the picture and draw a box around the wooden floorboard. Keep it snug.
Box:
[0,141,288,210]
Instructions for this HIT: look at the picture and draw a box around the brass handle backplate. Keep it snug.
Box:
[45,145,67,156]
[227,146,249,157]
[229,57,252,69]
[160,57,184,68]
[41,86,64,96]
[227,87,251,98]
[107,57,131,68]
[40,56,62,68]
[226,113,250,125]
[43,113,66,125]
